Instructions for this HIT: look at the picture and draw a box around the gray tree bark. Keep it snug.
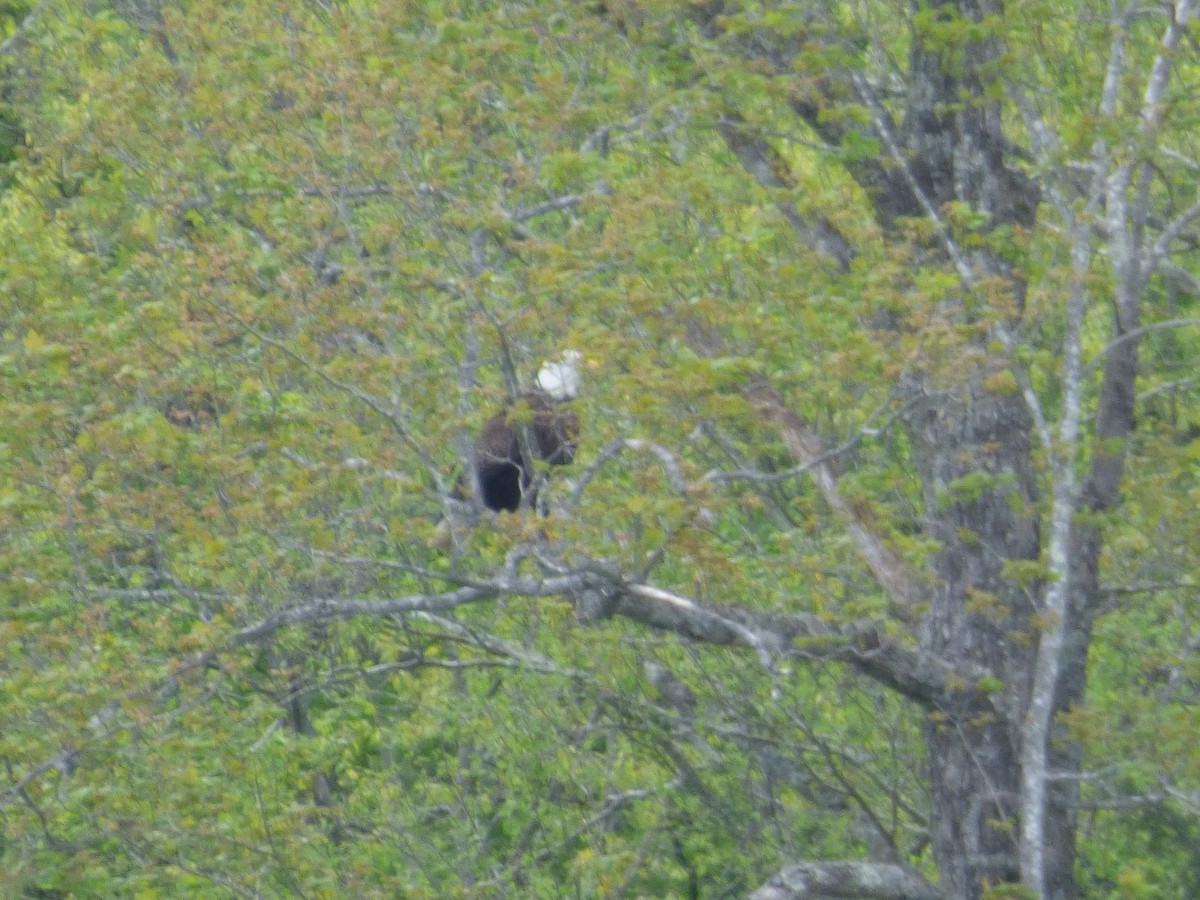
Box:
[595,1,1194,897]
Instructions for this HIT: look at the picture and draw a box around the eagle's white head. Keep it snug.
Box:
[536,350,582,401]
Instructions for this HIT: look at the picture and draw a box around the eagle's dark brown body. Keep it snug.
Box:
[473,393,579,512]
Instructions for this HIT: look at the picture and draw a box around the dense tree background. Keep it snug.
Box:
[1,1,1197,897]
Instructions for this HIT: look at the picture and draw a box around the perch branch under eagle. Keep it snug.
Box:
[472,351,581,512]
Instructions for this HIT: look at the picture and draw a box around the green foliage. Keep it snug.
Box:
[0,0,1196,896]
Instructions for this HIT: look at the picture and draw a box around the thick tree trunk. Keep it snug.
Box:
[906,388,1039,897]
[901,3,1047,895]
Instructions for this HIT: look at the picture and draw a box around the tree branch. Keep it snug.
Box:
[714,113,856,270]
[202,297,449,495]
[749,861,946,900]
[742,379,920,610]
[0,0,48,58]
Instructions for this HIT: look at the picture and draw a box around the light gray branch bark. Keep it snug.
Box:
[1018,213,1089,900]
[749,862,946,900]
[1019,2,1196,893]
[0,0,48,57]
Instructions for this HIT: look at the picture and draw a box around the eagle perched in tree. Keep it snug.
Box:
[472,351,581,513]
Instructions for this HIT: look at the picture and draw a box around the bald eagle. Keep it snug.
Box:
[473,352,581,513]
